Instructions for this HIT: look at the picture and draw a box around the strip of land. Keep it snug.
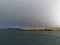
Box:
[1,28,60,31]
[21,27,60,31]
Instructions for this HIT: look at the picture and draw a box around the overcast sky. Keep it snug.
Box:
[0,0,60,28]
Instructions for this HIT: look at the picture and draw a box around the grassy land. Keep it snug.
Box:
[1,28,60,31]
[20,28,60,31]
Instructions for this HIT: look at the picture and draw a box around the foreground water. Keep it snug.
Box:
[0,30,60,45]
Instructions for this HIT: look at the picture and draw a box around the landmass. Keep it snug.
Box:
[19,27,60,31]
[0,27,60,31]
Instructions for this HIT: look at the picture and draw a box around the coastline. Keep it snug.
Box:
[21,27,60,31]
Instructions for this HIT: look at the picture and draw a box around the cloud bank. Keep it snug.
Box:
[0,0,60,28]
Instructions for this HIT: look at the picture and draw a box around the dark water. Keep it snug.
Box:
[0,30,60,45]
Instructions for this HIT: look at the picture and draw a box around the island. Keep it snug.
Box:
[18,27,60,31]
[0,27,60,31]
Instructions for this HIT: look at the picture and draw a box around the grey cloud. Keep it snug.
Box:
[0,0,60,28]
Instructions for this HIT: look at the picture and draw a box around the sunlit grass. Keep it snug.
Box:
[21,27,60,31]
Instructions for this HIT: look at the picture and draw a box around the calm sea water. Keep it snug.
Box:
[0,30,60,45]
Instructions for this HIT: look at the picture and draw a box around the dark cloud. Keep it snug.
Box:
[0,0,60,28]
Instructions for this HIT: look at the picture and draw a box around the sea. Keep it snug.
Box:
[0,30,60,45]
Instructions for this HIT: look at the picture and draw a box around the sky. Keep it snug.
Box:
[0,0,60,28]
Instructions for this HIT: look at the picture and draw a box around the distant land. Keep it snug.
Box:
[21,27,60,31]
[0,27,60,31]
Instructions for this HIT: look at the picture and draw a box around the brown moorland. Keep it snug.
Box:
[20,27,60,31]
